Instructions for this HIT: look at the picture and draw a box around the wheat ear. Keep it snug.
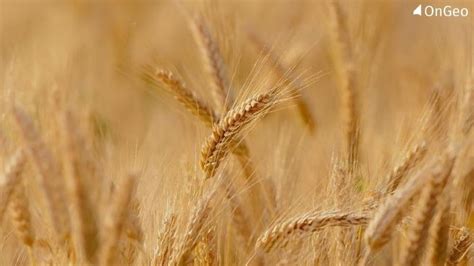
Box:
[144,67,258,182]
[100,174,137,266]
[399,154,455,266]
[0,149,26,222]
[364,155,453,254]
[143,68,216,127]
[426,199,451,266]
[9,182,35,248]
[154,213,178,266]
[123,197,143,265]
[446,227,472,266]
[385,141,428,194]
[327,0,359,169]
[62,111,100,263]
[194,228,216,265]
[247,30,316,133]
[174,189,216,265]
[12,106,71,240]
[191,16,229,114]
[200,87,281,178]
[188,18,268,182]
[256,210,370,253]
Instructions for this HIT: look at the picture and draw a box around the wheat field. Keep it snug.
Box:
[0,0,473,265]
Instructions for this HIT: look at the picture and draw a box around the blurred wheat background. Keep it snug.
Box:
[0,0,473,265]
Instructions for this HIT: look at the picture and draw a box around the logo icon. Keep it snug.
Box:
[413,4,423,16]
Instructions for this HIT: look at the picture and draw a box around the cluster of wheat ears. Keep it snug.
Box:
[0,0,473,265]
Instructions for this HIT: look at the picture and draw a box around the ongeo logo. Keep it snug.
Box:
[413,4,469,17]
